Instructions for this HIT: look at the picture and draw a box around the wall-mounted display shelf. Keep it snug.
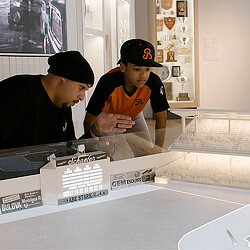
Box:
[151,0,199,108]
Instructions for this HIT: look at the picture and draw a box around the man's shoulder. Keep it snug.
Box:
[0,74,43,87]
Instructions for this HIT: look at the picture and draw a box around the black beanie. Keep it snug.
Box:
[47,51,94,86]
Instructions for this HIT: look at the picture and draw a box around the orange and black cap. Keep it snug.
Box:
[117,39,163,67]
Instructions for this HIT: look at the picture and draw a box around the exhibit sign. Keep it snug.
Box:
[0,190,42,214]
[110,168,156,190]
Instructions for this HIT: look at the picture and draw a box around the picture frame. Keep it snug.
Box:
[0,0,67,56]
[156,19,163,32]
[176,1,188,17]
[157,49,164,63]
[163,82,173,100]
[172,66,181,77]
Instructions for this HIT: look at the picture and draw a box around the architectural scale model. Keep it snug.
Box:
[164,109,250,189]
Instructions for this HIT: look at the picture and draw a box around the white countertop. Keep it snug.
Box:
[0,180,249,249]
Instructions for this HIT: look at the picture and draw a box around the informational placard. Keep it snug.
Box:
[110,168,156,190]
[0,190,42,215]
[58,189,108,205]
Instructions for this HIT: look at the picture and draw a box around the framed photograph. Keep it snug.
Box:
[176,1,188,17]
[163,82,173,100]
[0,0,67,55]
[172,66,180,77]
[156,19,163,32]
[157,49,164,63]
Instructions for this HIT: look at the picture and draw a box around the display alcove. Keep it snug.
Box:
[149,0,199,108]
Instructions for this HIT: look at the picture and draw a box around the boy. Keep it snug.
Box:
[84,39,169,151]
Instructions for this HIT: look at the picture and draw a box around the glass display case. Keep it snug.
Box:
[83,0,134,96]
[83,0,105,90]
[163,109,250,189]
[116,0,133,56]
[154,0,199,108]
[107,0,135,69]
[84,0,104,31]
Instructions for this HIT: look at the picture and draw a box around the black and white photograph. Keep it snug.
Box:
[0,0,67,55]
[172,65,180,77]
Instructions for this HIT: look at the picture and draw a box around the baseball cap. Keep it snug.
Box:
[118,39,162,67]
[48,51,94,86]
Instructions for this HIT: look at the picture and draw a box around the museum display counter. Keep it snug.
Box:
[0,124,249,249]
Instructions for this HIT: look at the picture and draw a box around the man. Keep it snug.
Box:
[0,51,134,150]
[84,39,169,151]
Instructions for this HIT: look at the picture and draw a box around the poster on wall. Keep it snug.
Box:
[0,0,67,55]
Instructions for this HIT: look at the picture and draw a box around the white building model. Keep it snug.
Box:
[164,109,250,189]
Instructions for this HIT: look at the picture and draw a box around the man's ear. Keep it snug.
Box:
[120,63,126,73]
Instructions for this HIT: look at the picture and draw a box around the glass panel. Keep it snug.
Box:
[84,0,103,31]
[84,34,105,87]
[117,0,131,56]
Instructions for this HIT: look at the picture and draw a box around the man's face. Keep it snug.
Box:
[58,78,91,108]
[121,63,151,89]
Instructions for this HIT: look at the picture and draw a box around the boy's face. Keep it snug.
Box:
[121,62,151,89]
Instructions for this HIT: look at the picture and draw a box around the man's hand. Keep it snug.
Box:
[95,112,135,134]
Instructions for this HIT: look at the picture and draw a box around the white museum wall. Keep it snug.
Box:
[198,0,250,110]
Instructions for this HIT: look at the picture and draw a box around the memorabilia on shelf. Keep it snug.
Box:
[158,65,171,83]
[155,0,195,104]
[163,35,170,42]
[156,0,161,14]
[157,49,164,63]
[172,29,177,40]
[157,19,163,31]
[177,47,190,54]
[172,66,180,77]
[179,17,187,24]
[163,82,173,100]
[176,1,188,17]
[157,37,162,45]
[180,26,188,34]
[161,0,173,10]
[164,17,175,30]
[164,43,174,51]
[176,68,190,101]
[176,92,190,101]
[185,57,191,64]
[166,51,177,62]
[163,10,175,16]
[179,36,189,45]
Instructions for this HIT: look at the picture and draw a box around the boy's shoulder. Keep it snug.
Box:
[100,67,123,82]
[106,67,121,74]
